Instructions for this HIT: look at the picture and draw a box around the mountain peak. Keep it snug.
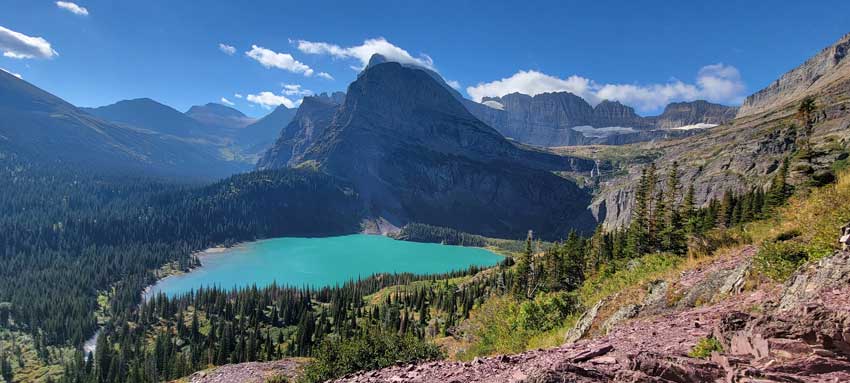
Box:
[263,59,596,238]
[366,53,389,69]
[186,102,247,118]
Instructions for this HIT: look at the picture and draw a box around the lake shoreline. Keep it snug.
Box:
[141,241,249,300]
[143,234,503,299]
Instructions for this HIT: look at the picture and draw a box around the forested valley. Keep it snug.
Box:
[0,146,798,383]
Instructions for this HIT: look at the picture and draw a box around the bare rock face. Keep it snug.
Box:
[469,92,591,147]
[256,95,340,169]
[778,250,850,311]
[592,100,653,129]
[466,95,736,148]
[737,32,850,118]
[650,100,738,130]
[565,298,607,343]
[188,358,307,383]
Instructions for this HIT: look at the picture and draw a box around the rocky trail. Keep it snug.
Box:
[332,250,850,383]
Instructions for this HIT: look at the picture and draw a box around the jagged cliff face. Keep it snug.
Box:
[737,33,850,118]
[650,100,738,129]
[585,33,850,228]
[592,100,653,129]
[256,95,340,169]
[467,93,735,147]
[261,61,597,239]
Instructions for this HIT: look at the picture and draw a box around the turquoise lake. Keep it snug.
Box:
[145,234,502,298]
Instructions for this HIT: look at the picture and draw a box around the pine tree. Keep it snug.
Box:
[625,169,650,258]
[718,189,734,228]
[562,232,585,290]
[660,162,686,254]
[796,96,817,150]
[681,183,696,234]
[512,231,534,299]
[766,158,790,210]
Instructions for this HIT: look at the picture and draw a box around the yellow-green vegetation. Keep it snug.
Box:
[688,336,723,358]
[457,292,577,360]
[0,329,74,383]
[747,168,850,280]
[578,254,682,305]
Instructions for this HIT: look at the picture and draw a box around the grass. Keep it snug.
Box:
[745,168,850,282]
[688,337,723,358]
[0,329,74,383]
[577,253,683,306]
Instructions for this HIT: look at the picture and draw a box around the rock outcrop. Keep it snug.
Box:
[187,358,307,383]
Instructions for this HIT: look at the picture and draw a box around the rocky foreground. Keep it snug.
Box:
[184,249,850,383]
[332,250,850,383]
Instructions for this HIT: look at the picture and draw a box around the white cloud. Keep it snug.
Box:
[246,91,299,109]
[234,93,243,99]
[466,64,746,113]
[317,71,334,80]
[446,80,461,90]
[56,1,88,16]
[218,43,236,55]
[220,97,235,106]
[0,26,58,59]
[1,68,22,79]
[294,37,435,71]
[282,84,312,96]
[245,45,314,76]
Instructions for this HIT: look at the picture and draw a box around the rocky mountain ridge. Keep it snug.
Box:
[0,70,248,178]
[737,32,850,118]
[468,92,737,147]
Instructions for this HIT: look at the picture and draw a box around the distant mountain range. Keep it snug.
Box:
[466,93,738,147]
[0,70,248,178]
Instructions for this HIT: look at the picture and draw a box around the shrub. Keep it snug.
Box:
[299,327,442,383]
[774,229,801,242]
[688,337,723,358]
[517,292,578,333]
[810,170,836,187]
[459,295,527,359]
[754,240,808,281]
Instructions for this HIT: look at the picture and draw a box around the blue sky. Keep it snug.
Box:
[3,1,849,117]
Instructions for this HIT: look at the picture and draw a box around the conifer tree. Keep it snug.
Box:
[660,162,686,254]
[766,158,790,210]
[512,231,533,299]
[627,164,656,257]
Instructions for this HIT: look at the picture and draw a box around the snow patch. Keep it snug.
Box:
[482,100,504,110]
[671,123,718,131]
[571,125,636,138]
